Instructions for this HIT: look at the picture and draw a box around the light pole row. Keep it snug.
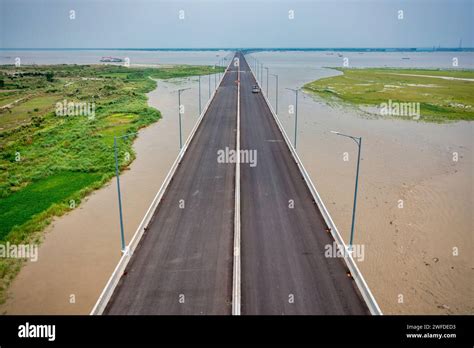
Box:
[113,53,363,256]
[271,73,278,115]
[245,54,364,252]
[113,56,227,252]
[249,55,278,116]
[250,55,297,150]
[113,132,138,253]
[183,55,227,150]
[330,131,363,250]
[286,87,299,149]
[177,87,191,149]
[199,56,228,131]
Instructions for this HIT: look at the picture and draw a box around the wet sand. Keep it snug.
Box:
[0,75,212,314]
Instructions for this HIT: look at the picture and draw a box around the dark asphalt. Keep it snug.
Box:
[104,58,238,314]
[103,52,371,315]
[238,52,369,314]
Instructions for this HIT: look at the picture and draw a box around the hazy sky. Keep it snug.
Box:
[1,0,473,49]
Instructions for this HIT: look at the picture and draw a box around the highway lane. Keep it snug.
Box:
[104,58,238,314]
[238,52,370,314]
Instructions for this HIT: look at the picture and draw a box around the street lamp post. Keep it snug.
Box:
[113,132,138,253]
[178,88,190,150]
[265,67,269,97]
[255,58,260,80]
[255,58,259,80]
[208,73,211,99]
[258,62,261,83]
[271,74,278,115]
[198,75,202,114]
[286,88,299,149]
[330,131,363,250]
[214,66,217,90]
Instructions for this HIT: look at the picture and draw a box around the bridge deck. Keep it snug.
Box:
[104,60,238,315]
[103,53,370,315]
[238,52,369,314]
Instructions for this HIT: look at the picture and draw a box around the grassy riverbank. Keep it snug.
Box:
[0,63,224,303]
[303,68,474,122]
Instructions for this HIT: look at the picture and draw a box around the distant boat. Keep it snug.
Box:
[402,57,410,60]
[100,56,124,63]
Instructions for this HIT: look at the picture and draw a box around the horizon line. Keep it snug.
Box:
[1,47,474,51]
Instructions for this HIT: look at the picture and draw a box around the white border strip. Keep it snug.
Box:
[232,57,241,315]
[90,59,233,315]
[247,56,382,315]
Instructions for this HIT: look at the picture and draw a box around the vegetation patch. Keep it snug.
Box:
[0,171,102,241]
[303,68,474,122]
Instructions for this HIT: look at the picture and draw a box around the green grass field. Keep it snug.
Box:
[303,68,474,122]
[0,63,224,303]
[0,172,102,241]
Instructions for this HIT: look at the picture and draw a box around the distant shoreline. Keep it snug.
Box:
[2,47,474,52]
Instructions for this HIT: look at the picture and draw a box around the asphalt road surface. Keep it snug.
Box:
[238,52,369,314]
[105,58,238,314]
[104,52,370,315]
